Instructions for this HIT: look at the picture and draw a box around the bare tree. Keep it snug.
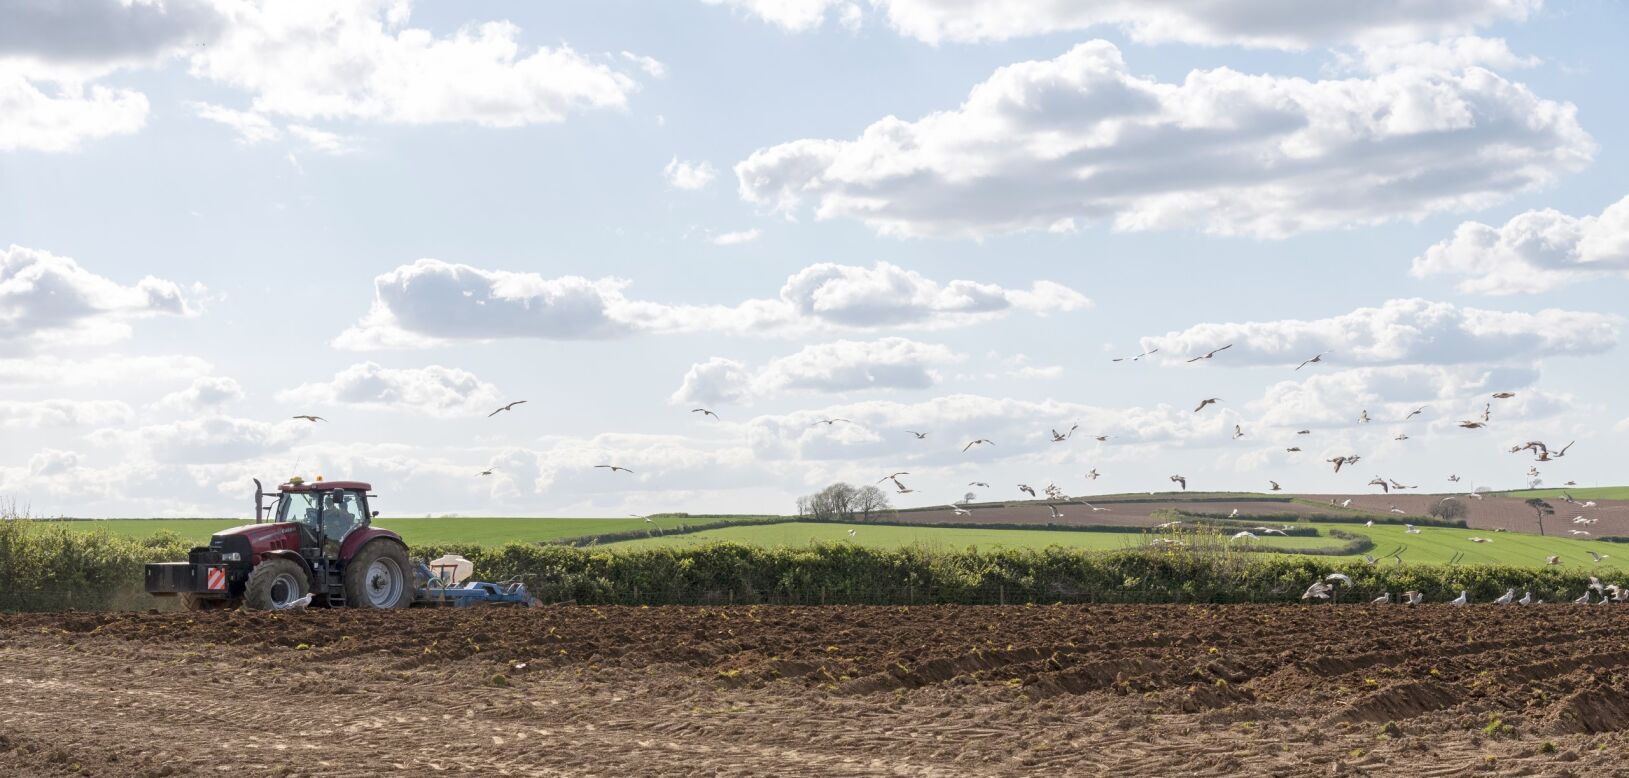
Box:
[854,485,891,522]
[1526,498,1555,536]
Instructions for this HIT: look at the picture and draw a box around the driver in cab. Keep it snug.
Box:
[320,493,356,547]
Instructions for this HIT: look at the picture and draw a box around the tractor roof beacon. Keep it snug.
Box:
[144,478,539,611]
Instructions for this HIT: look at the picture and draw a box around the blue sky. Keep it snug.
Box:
[0,0,1625,517]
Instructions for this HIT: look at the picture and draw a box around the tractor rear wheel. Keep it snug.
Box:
[243,558,310,611]
[344,541,412,609]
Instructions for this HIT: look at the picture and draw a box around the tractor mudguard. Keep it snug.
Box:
[339,527,406,561]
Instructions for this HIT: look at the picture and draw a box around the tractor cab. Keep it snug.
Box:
[263,480,376,558]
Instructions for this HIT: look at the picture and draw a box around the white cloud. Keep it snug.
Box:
[189,1,643,127]
[27,449,81,478]
[620,51,667,79]
[735,41,1593,239]
[0,354,213,387]
[286,123,359,154]
[672,337,962,405]
[94,415,312,464]
[712,228,761,245]
[710,0,1540,48]
[157,376,245,412]
[334,259,1088,348]
[0,67,149,152]
[0,0,225,69]
[702,0,857,32]
[0,399,132,429]
[1410,193,1629,294]
[276,362,504,417]
[1341,35,1540,74]
[1248,365,1540,428]
[664,157,717,190]
[0,245,194,351]
[189,101,280,144]
[1140,299,1619,367]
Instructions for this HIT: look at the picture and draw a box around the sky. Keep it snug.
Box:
[0,0,1626,518]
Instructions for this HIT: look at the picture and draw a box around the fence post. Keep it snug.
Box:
[999,584,1005,607]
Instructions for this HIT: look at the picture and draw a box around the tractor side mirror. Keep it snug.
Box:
[372,510,379,518]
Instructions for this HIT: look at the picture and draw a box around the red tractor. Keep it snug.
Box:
[146,478,413,610]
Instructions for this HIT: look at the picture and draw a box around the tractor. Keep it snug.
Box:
[148,478,418,610]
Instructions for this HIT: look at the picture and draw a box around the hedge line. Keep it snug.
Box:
[0,520,1607,611]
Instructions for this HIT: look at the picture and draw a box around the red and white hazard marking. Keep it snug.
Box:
[206,567,226,590]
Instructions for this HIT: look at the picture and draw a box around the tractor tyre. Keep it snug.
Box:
[344,540,413,609]
[179,593,230,612]
[242,558,310,611]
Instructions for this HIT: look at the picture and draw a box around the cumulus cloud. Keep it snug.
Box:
[190,1,643,127]
[286,123,359,154]
[0,399,132,429]
[94,415,312,464]
[1248,365,1540,429]
[672,338,962,405]
[0,354,213,387]
[156,376,245,412]
[1340,35,1540,74]
[735,41,1592,239]
[664,157,717,190]
[334,259,1088,348]
[0,245,195,351]
[711,228,761,245]
[0,67,149,152]
[0,0,225,68]
[276,362,504,417]
[1140,299,1619,367]
[1410,194,1629,294]
[706,0,1539,47]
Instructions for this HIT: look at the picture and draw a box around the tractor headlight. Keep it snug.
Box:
[220,552,242,562]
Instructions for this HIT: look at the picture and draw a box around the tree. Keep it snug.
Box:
[798,482,858,521]
[853,485,891,522]
[1426,499,1467,522]
[1526,498,1555,536]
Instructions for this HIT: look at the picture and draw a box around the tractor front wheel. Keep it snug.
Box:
[243,558,310,611]
[344,541,412,609]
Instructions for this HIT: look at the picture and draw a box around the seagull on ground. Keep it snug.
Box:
[1372,593,1391,605]
[1518,591,1534,606]
[1547,555,1561,566]
[1469,536,1491,543]
[1450,591,1468,606]
[1405,524,1421,534]
[1405,591,1424,606]
[1494,588,1515,605]
[1231,531,1257,541]
[1576,591,1593,605]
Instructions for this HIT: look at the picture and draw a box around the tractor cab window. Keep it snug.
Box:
[276,490,368,550]
[275,492,322,525]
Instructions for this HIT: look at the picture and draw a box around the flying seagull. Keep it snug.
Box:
[690,408,719,419]
[1296,429,1311,435]
[1492,392,1516,399]
[1459,420,1487,429]
[1084,468,1100,480]
[877,472,910,484]
[478,469,495,477]
[595,465,634,473]
[1368,477,1390,493]
[488,400,528,417]
[812,418,851,427]
[1047,504,1064,520]
[963,439,995,452]
[1327,456,1355,474]
[1170,474,1187,490]
[1404,406,1426,421]
[292,415,326,423]
[1285,447,1302,452]
[1112,348,1159,362]
[1359,410,1371,423]
[1050,424,1078,442]
[968,481,990,488]
[906,430,929,439]
[1295,352,1329,371]
[1018,484,1037,497]
[1193,398,1221,413]
[1233,424,1245,439]
[1186,344,1233,362]
[949,505,971,516]
[1269,480,1281,491]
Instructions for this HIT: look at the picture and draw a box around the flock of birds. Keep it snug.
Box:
[287,345,1611,584]
[1301,571,1629,607]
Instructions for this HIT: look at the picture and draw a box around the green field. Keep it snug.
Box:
[602,521,1626,569]
[1495,486,1629,501]
[40,516,765,548]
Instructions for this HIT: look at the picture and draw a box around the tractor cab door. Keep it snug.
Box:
[314,490,369,557]
[275,492,325,551]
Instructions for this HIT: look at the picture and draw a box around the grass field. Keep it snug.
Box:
[39,517,768,547]
[601,520,1627,569]
[1495,486,1629,500]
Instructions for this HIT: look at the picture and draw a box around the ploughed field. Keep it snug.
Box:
[5,607,1629,776]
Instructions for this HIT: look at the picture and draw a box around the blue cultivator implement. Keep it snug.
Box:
[413,560,541,608]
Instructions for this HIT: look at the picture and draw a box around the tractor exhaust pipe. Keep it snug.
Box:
[254,478,265,524]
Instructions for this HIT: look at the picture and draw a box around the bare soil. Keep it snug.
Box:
[4,605,1629,776]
